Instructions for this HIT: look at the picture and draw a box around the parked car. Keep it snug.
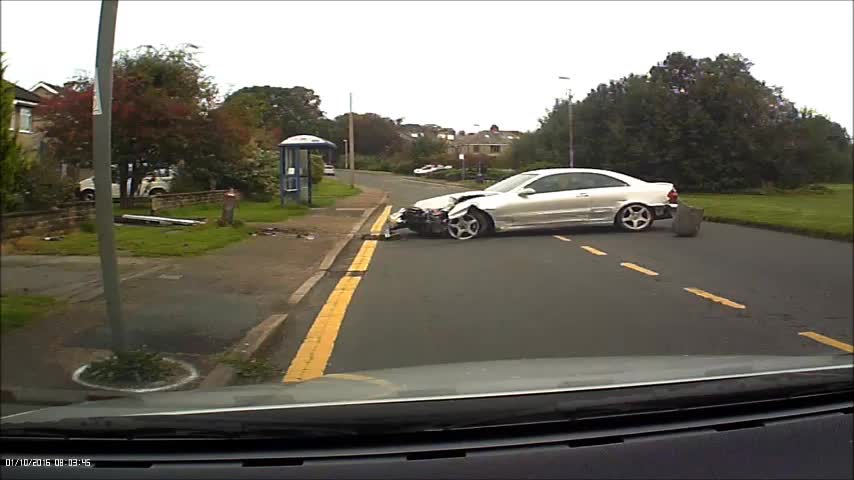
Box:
[389,168,679,240]
[323,164,336,176]
[78,167,176,201]
[413,164,452,176]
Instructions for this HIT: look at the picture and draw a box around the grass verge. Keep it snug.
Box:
[0,294,60,334]
[9,179,363,256]
[682,183,852,241]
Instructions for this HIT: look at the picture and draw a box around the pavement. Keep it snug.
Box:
[0,186,387,411]
[266,170,853,381]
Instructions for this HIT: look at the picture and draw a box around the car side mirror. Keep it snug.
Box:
[518,187,536,197]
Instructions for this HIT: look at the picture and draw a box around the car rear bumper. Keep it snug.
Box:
[653,204,678,219]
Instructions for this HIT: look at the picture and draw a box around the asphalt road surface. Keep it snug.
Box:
[270,171,853,380]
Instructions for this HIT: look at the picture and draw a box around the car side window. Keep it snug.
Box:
[528,173,593,193]
[577,173,628,188]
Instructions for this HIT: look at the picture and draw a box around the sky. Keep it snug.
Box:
[2,1,852,134]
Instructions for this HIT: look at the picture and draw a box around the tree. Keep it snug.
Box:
[39,45,233,207]
[1,52,23,212]
[512,52,852,191]
[333,112,401,155]
[221,85,330,146]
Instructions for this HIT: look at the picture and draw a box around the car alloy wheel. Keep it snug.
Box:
[618,204,653,231]
[447,213,481,240]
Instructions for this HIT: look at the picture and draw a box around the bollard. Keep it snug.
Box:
[221,189,239,225]
[672,203,704,237]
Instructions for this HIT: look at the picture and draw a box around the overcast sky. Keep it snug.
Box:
[2,1,852,134]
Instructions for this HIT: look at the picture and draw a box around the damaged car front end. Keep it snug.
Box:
[388,191,498,238]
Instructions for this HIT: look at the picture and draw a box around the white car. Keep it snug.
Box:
[78,167,175,201]
[389,168,679,240]
[413,164,453,176]
[323,164,336,176]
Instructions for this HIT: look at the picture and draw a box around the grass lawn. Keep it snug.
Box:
[11,179,362,257]
[1,295,60,334]
[682,183,852,241]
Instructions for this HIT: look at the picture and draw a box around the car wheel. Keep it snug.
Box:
[447,209,489,240]
[148,188,165,196]
[81,190,95,201]
[616,204,654,232]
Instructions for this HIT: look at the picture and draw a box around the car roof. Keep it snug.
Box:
[523,168,643,184]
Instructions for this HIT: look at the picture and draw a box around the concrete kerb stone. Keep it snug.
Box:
[200,191,390,389]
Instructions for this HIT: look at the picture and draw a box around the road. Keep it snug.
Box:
[269,171,853,380]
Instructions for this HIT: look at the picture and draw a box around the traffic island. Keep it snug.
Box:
[72,350,198,393]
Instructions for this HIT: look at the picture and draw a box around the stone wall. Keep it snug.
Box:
[1,202,95,240]
[150,190,227,214]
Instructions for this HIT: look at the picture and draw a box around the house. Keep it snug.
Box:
[453,126,521,157]
[9,83,42,150]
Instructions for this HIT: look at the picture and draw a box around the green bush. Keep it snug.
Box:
[16,156,78,211]
[82,350,177,385]
[519,161,563,173]
[310,154,324,185]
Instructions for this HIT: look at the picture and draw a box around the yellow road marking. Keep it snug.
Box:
[370,205,392,234]
[580,245,607,256]
[553,235,572,242]
[621,262,659,276]
[798,331,853,353]
[348,240,377,272]
[283,238,382,383]
[683,287,746,309]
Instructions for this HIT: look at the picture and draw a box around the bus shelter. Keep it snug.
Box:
[278,135,337,206]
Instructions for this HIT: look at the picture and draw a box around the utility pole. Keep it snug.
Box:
[558,76,575,168]
[568,88,574,168]
[348,93,355,187]
[93,0,126,353]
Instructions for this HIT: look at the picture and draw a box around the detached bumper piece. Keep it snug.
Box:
[389,207,448,235]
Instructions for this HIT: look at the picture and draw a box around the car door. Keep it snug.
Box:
[576,173,631,222]
[507,173,591,227]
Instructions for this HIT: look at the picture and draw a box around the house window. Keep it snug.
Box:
[19,108,33,132]
[472,145,480,153]
[490,145,501,153]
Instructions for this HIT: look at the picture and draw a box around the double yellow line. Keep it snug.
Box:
[283,206,392,383]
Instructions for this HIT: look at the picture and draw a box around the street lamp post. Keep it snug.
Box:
[558,76,575,168]
[93,0,126,353]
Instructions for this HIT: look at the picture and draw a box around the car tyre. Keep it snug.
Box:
[81,190,96,201]
[148,188,166,196]
[447,208,490,240]
[616,204,654,232]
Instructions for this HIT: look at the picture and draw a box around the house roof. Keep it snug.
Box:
[30,81,61,95]
[13,84,41,104]
[454,132,514,146]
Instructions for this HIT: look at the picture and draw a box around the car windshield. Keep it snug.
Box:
[485,173,538,193]
[0,0,851,435]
